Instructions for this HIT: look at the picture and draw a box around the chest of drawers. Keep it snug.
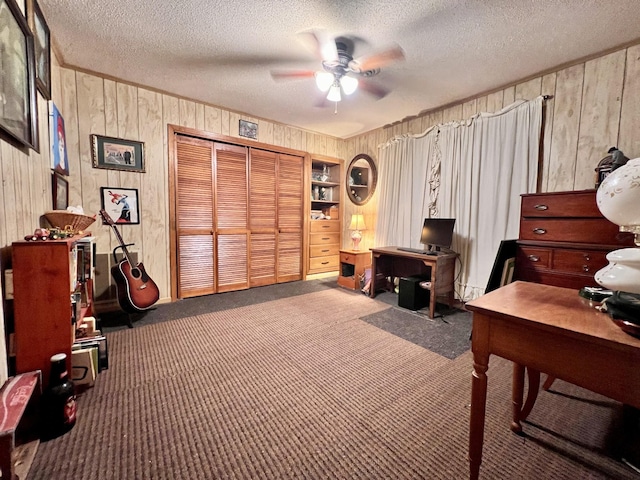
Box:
[308,220,340,274]
[515,190,635,289]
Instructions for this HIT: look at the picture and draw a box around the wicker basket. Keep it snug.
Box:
[44,210,96,233]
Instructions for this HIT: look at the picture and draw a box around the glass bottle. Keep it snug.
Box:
[42,353,77,439]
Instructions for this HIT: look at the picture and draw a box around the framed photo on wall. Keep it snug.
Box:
[92,135,145,172]
[52,172,68,210]
[0,0,39,151]
[27,0,50,99]
[100,187,140,225]
[239,119,257,140]
[49,101,69,175]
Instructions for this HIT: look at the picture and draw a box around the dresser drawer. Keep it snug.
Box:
[310,232,340,245]
[309,255,339,271]
[551,249,609,275]
[521,190,600,218]
[310,244,339,257]
[516,247,551,269]
[519,218,627,245]
[515,268,599,289]
[310,220,340,233]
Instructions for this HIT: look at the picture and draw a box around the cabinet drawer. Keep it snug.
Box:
[310,220,340,233]
[521,191,600,218]
[551,249,609,275]
[310,244,339,257]
[519,218,627,245]
[515,267,599,289]
[516,247,551,269]
[310,232,340,245]
[309,255,339,271]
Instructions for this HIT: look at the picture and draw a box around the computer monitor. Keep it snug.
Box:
[420,218,456,251]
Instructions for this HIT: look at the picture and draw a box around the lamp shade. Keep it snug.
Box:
[596,158,640,241]
[327,83,341,102]
[315,72,334,92]
[341,76,358,95]
[349,214,366,231]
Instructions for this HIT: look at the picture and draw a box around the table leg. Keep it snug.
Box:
[511,363,525,433]
[469,350,489,480]
[370,254,378,298]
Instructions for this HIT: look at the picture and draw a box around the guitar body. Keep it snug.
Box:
[111,260,160,313]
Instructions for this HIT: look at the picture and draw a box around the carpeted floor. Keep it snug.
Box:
[30,283,639,479]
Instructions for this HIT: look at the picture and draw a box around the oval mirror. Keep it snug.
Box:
[346,154,377,206]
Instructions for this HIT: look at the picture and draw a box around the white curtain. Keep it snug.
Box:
[375,97,543,300]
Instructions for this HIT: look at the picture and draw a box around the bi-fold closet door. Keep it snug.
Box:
[174,134,303,299]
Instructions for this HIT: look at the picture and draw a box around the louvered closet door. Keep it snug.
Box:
[277,154,304,282]
[215,143,249,292]
[249,149,277,287]
[175,136,215,298]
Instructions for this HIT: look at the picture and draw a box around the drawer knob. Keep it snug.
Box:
[532,228,547,235]
[533,204,549,211]
[528,255,540,262]
[321,261,329,265]
[322,249,329,253]
[583,254,591,261]
[582,265,590,272]
[322,237,330,240]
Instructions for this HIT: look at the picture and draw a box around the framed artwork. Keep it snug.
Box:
[52,173,68,210]
[27,0,50,99]
[0,0,39,150]
[92,135,145,172]
[49,102,69,175]
[100,187,140,225]
[239,119,258,140]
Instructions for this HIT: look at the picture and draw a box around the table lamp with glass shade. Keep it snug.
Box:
[594,158,640,333]
[349,214,366,250]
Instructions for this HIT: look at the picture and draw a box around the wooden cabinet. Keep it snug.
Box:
[309,155,342,275]
[337,250,371,290]
[515,190,635,289]
[12,234,94,387]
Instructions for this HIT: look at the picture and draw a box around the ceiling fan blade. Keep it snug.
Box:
[358,79,390,100]
[350,45,405,72]
[270,70,316,81]
[297,29,339,63]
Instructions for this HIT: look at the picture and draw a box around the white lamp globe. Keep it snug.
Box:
[596,157,640,240]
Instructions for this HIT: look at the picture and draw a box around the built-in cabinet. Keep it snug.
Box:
[12,234,95,387]
[309,156,342,275]
[173,133,304,298]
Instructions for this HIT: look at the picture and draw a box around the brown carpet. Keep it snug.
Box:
[31,288,638,479]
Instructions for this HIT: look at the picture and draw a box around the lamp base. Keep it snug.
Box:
[351,237,362,251]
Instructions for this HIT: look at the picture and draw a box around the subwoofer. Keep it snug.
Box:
[398,276,429,310]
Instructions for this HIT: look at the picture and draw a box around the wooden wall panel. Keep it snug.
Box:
[515,77,542,101]
[60,68,80,206]
[619,44,640,159]
[575,51,625,189]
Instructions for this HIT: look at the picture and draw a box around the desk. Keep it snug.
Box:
[369,247,457,319]
[465,281,640,480]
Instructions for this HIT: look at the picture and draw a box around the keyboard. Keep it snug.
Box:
[397,247,437,255]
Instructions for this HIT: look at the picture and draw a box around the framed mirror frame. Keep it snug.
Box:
[346,153,377,206]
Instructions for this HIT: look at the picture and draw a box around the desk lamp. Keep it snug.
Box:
[594,158,640,331]
[349,214,366,250]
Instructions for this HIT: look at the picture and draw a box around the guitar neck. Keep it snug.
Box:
[100,209,135,266]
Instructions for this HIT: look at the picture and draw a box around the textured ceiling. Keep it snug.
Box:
[40,0,640,139]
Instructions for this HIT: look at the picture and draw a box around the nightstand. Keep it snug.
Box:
[337,249,371,290]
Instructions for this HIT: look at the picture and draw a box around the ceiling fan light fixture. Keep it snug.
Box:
[340,76,358,95]
[315,71,334,92]
[327,83,342,102]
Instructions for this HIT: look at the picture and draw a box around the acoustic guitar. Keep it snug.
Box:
[99,209,160,313]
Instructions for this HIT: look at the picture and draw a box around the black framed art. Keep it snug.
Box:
[100,187,140,225]
[52,172,68,210]
[0,0,39,150]
[92,135,145,172]
[27,0,51,99]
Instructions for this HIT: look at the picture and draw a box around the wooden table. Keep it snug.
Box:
[465,281,640,479]
[369,246,457,319]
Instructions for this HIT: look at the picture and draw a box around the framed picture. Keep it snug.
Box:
[49,102,69,175]
[92,135,145,172]
[52,173,68,210]
[100,187,140,225]
[0,0,39,150]
[27,0,50,99]
[239,119,258,140]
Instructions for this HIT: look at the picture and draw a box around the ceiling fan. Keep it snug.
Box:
[271,31,405,106]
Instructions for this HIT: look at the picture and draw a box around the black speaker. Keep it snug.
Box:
[398,276,430,310]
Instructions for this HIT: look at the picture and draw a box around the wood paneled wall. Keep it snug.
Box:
[343,43,640,252]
